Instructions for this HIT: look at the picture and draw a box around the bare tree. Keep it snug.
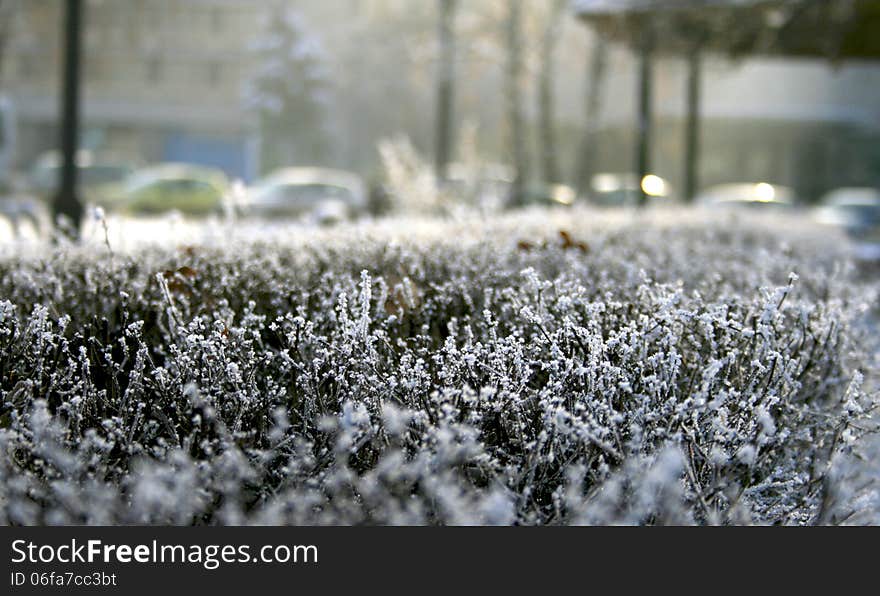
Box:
[682,37,703,203]
[0,0,19,85]
[435,0,457,183]
[506,0,528,206]
[573,34,607,196]
[635,24,654,208]
[536,0,566,185]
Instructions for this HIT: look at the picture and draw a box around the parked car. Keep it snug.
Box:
[122,163,229,215]
[0,192,45,236]
[515,183,578,208]
[813,187,880,262]
[445,162,513,209]
[813,187,880,235]
[697,182,795,210]
[589,172,673,206]
[245,167,366,224]
[28,150,134,210]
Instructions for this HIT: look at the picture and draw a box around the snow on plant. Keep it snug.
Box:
[378,136,444,214]
[0,208,877,525]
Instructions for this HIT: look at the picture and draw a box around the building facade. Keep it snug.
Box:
[2,0,263,180]
[587,52,880,201]
[574,1,880,202]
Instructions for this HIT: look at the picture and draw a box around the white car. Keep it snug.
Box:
[697,182,795,210]
[589,172,674,206]
[814,188,880,234]
[245,168,366,224]
[0,193,44,236]
[813,187,880,262]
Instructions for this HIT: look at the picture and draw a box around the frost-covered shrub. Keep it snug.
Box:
[0,208,877,525]
[377,136,442,214]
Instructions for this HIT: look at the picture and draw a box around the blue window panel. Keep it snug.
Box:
[162,133,247,180]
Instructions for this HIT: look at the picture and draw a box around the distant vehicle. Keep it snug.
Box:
[515,183,578,208]
[0,193,44,236]
[122,163,229,215]
[245,167,366,224]
[28,150,134,209]
[589,172,673,206]
[0,96,37,233]
[813,187,880,236]
[445,162,513,209]
[697,182,795,210]
[813,187,880,262]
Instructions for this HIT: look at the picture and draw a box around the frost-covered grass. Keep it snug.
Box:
[0,207,877,525]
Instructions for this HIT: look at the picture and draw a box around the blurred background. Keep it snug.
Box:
[0,0,879,251]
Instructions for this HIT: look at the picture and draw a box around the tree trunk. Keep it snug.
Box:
[54,0,84,237]
[635,26,654,208]
[506,0,527,207]
[574,34,607,196]
[537,0,565,185]
[0,1,12,85]
[434,0,457,185]
[682,46,702,203]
